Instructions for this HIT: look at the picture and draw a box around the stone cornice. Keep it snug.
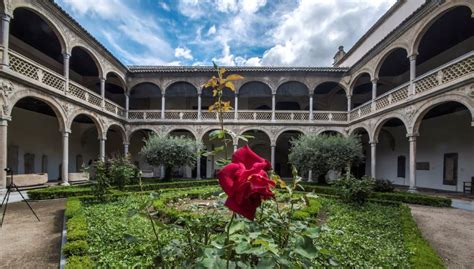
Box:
[127,66,349,74]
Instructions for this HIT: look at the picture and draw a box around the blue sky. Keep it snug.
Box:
[56,0,395,66]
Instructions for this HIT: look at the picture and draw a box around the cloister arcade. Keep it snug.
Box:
[0,1,473,193]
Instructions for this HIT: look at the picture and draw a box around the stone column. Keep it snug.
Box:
[197,93,202,121]
[271,93,276,121]
[125,93,129,119]
[99,138,106,161]
[161,94,166,119]
[309,94,314,121]
[270,144,276,169]
[61,131,70,185]
[0,13,11,67]
[308,170,313,182]
[0,120,8,189]
[63,53,71,94]
[408,134,417,191]
[123,143,129,156]
[160,165,165,179]
[233,143,238,153]
[409,54,417,95]
[370,141,377,178]
[347,95,352,112]
[234,94,238,120]
[196,155,201,179]
[100,77,106,108]
[371,79,377,100]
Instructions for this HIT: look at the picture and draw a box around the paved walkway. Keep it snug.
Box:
[0,199,65,269]
[409,205,474,269]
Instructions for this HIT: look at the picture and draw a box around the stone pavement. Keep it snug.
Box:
[0,199,65,269]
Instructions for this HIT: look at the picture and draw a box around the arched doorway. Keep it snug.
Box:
[351,73,372,109]
[129,129,157,177]
[168,129,196,179]
[105,125,125,159]
[69,46,101,94]
[129,83,162,110]
[275,130,303,178]
[165,82,198,110]
[238,130,271,162]
[275,82,308,111]
[105,72,126,107]
[376,48,409,96]
[415,101,473,191]
[69,114,101,174]
[351,128,370,178]
[202,129,234,179]
[7,97,63,182]
[238,82,272,110]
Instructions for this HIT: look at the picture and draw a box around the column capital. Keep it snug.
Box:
[406,133,419,141]
[99,77,106,82]
[0,13,11,22]
[346,94,352,98]
[63,52,71,58]
[270,143,276,148]
[371,78,378,84]
[369,140,378,145]
[408,53,418,61]
[0,118,9,126]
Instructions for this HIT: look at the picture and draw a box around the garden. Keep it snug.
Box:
[30,66,447,268]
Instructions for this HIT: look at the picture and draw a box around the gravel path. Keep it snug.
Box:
[0,199,65,269]
[409,205,474,269]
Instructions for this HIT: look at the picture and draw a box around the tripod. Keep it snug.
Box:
[1,168,40,227]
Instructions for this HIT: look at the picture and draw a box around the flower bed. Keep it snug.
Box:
[64,186,442,268]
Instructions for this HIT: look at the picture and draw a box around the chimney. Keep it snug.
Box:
[333,46,346,66]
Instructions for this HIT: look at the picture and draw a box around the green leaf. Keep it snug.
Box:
[229,221,246,234]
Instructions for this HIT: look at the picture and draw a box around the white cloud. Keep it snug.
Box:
[160,2,170,11]
[207,25,216,36]
[174,47,194,60]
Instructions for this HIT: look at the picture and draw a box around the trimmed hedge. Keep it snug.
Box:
[301,183,451,207]
[64,198,93,268]
[28,179,219,200]
[292,197,322,220]
[399,205,444,268]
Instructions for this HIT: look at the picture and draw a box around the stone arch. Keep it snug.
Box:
[237,80,274,95]
[128,80,162,93]
[8,90,67,132]
[348,124,373,142]
[349,70,374,95]
[105,71,126,89]
[10,4,68,53]
[411,93,474,135]
[128,127,158,142]
[314,81,349,95]
[316,128,347,137]
[373,46,410,80]
[163,80,199,94]
[275,80,309,95]
[166,127,198,140]
[239,127,273,144]
[70,45,104,78]
[372,112,409,143]
[274,127,305,144]
[67,110,105,139]
[105,123,127,144]
[411,2,474,56]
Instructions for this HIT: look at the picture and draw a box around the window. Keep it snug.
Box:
[397,155,406,178]
[443,153,458,185]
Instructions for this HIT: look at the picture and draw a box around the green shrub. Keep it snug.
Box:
[333,176,375,204]
[65,255,93,269]
[108,156,138,190]
[67,214,88,241]
[373,192,451,207]
[374,179,395,192]
[399,205,444,268]
[65,199,82,219]
[63,240,89,257]
[293,197,321,220]
[92,160,109,200]
[28,186,93,200]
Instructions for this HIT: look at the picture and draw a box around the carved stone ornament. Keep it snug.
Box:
[468,84,474,98]
[2,104,9,115]
[404,105,416,124]
[0,79,14,98]
[62,103,73,114]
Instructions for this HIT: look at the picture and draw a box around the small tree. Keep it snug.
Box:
[140,134,201,181]
[288,134,363,182]
[92,160,109,200]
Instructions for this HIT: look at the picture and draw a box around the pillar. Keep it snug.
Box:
[409,54,417,95]
[63,53,70,93]
[370,141,377,178]
[61,131,70,186]
[160,165,165,179]
[308,170,313,182]
[371,79,377,100]
[125,93,129,119]
[408,134,417,191]
[233,143,238,153]
[271,93,276,121]
[123,143,129,156]
[196,155,201,179]
[0,120,7,189]
[347,95,352,112]
[309,94,314,120]
[270,144,276,169]
[234,94,238,120]
[197,93,202,121]
[161,94,165,119]
[99,138,106,161]
[100,77,106,108]
[0,13,11,67]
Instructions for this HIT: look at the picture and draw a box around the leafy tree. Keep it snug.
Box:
[288,134,363,182]
[92,160,109,200]
[140,134,201,181]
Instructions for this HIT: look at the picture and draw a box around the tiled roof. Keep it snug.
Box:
[127,65,349,73]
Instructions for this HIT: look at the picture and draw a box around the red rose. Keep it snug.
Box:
[217,145,275,220]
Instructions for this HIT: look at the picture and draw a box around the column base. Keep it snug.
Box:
[408,187,417,193]
[60,182,70,186]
